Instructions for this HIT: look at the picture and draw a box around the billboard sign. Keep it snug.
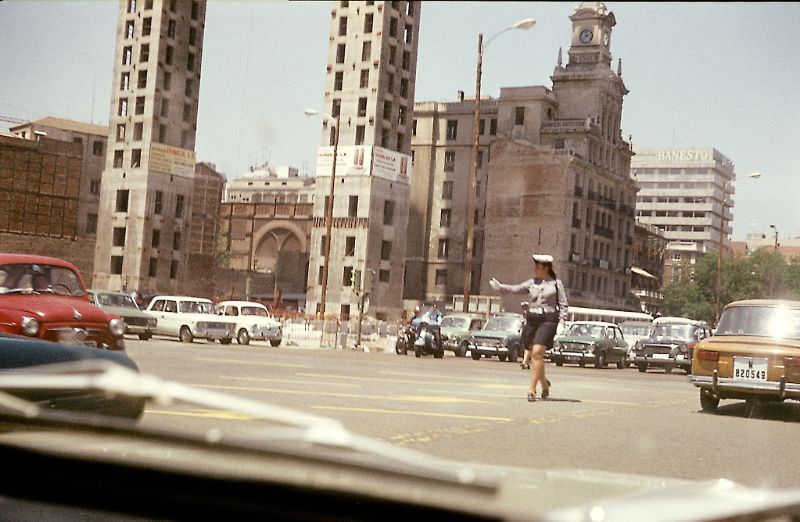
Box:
[150,143,196,179]
[315,145,411,184]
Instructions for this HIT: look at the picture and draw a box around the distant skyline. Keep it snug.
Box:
[0,1,798,241]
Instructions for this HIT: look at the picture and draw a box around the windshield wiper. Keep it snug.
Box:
[0,361,497,490]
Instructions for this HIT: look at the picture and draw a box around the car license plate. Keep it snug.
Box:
[733,357,768,382]
[564,352,581,359]
[652,353,670,360]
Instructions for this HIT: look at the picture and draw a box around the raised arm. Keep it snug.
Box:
[488,278,531,295]
[555,279,569,323]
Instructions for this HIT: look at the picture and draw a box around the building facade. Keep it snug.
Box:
[9,117,109,237]
[226,164,316,205]
[631,147,735,286]
[630,222,667,314]
[305,0,421,320]
[189,162,225,255]
[93,0,207,293]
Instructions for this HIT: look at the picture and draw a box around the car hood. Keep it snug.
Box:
[235,316,281,327]
[98,305,153,319]
[1,295,111,324]
[473,329,514,339]
[556,336,601,344]
[641,337,688,345]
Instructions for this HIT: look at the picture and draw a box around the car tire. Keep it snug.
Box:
[637,363,647,373]
[700,389,719,413]
[498,353,508,362]
[456,343,468,357]
[270,339,281,347]
[664,365,673,374]
[507,347,518,363]
[471,349,481,361]
[578,360,586,368]
[415,346,422,358]
[595,351,607,369]
[616,356,626,369]
[555,357,564,367]
[237,329,250,346]
[220,338,232,345]
[179,326,193,344]
[138,333,151,341]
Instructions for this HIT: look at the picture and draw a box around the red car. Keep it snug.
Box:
[0,254,125,350]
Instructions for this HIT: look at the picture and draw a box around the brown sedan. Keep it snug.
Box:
[690,299,800,412]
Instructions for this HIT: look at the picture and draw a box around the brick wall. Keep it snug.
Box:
[0,232,96,279]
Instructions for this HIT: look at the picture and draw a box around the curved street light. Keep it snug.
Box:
[462,18,536,312]
[305,108,340,317]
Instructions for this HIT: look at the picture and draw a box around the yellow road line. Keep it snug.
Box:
[191,384,489,404]
[195,357,312,369]
[297,371,517,389]
[146,409,257,420]
[417,388,519,398]
[311,406,513,423]
[378,369,505,382]
[582,399,639,406]
[217,375,361,388]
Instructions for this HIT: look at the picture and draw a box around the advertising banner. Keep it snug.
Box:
[315,145,412,184]
[150,143,196,178]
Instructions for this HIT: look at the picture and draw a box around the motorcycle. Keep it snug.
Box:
[413,322,444,359]
[394,324,416,355]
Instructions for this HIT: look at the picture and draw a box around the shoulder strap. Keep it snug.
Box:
[554,279,560,312]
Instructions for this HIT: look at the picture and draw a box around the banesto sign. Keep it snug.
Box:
[655,149,711,161]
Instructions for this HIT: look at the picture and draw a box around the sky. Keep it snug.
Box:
[0,1,798,242]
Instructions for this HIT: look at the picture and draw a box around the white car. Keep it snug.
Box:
[145,296,235,344]
[214,301,282,346]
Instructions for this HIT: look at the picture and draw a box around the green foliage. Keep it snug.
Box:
[661,250,800,323]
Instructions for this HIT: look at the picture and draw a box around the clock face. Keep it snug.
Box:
[579,29,593,44]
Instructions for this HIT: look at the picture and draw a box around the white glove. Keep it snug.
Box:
[488,278,501,291]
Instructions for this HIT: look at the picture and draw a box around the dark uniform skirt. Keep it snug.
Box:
[522,311,560,348]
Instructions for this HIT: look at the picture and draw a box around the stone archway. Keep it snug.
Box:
[252,221,309,294]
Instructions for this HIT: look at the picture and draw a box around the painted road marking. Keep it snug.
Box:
[192,384,490,404]
[146,408,257,420]
[297,371,523,389]
[217,375,361,388]
[378,369,506,382]
[195,357,312,369]
[311,406,512,423]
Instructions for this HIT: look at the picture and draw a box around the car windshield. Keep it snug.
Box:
[440,316,469,329]
[0,263,85,297]
[483,317,521,332]
[566,324,605,338]
[621,324,650,337]
[241,306,268,317]
[715,306,800,340]
[651,324,698,341]
[96,292,138,309]
[179,301,213,314]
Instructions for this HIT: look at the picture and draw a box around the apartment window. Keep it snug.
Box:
[477,150,484,169]
[340,1,349,7]
[357,97,367,117]
[142,17,151,36]
[169,260,178,279]
[113,150,124,168]
[338,16,347,36]
[127,0,136,13]
[515,106,525,125]
[343,266,353,286]
[479,119,486,135]
[184,78,193,97]
[348,195,358,217]
[402,50,410,70]
[440,209,451,227]
[411,150,415,164]
[407,1,415,16]
[173,231,181,251]
[165,46,174,65]
[555,138,565,149]
[490,118,497,135]
[187,53,195,72]
[345,236,356,257]
[400,78,409,99]
[154,190,163,214]
[139,43,149,62]
[130,148,141,167]
[120,72,130,90]
[123,46,132,65]
[89,178,101,194]
[160,98,169,117]
[151,229,160,248]
[158,124,167,142]
[355,125,365,145]
[389,17,397,37]
[379,270,390,283]
[364,13,373,33]
[387,72,394,93]
[396,133,404,150]
[381,240,392,261]
[115,190,130,212]
[435,269,447,286]
[319,235,327,256]
[334,71,343,90]
[444,151,455,171]
[398,105,407,125]
[115,124,126,143]
[110,256,124,275]
[85,214,98,235]
[125,21,135,39]
[412,119,417,136]
[148,258,158,277]
[361,41,371,61]
[389,45,396,65]
[317,265,324,285]
[438,239,449,259]
[383,100,392,121]
[163,71,172,90]
[175,194,185,217]
[137,70,147,89]
[169,0,176,12]
[189,26,197,46]
[359,69,369,88]
[145,0,152,8]
[167,19,176,38]
[92,141,103,156]
[112,227,127,247]
[340,304,351,321]
[381,128,389,148]
[383,200,395,225]
[135,96,145,114]
[404,24,413,43]
[191,0,199,20]
[118,98,128,116]
[446,120,458,140]
[336,43,346,63]
[442,181,453,200]
[183,103,192,122]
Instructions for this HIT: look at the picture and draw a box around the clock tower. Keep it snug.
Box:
[568,1,615,67]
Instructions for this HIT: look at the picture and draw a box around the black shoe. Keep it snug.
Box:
[520,362,530,370]
[541,380,551,399]
[527,393,537,402]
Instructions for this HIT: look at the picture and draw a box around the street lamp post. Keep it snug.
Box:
[462,18,536,313]
[770,224,779,253]
[305,109,340,318]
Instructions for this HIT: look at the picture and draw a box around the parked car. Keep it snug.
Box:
[691,299,800,413]
[0,254,126,350]
[214,301,282,346]
[633,317,712,374]
[89,289,157,341]
[440,313,486,357]
[145,296,235,344]
[620,320,653,366]
[551,321,629,369]
[468,313,524,362]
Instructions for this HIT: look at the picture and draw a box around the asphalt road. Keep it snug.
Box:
[126,337,800,490]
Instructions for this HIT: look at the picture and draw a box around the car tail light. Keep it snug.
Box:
[697,350,719,361]
[687,342,697,351]
[783,357,800,367]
